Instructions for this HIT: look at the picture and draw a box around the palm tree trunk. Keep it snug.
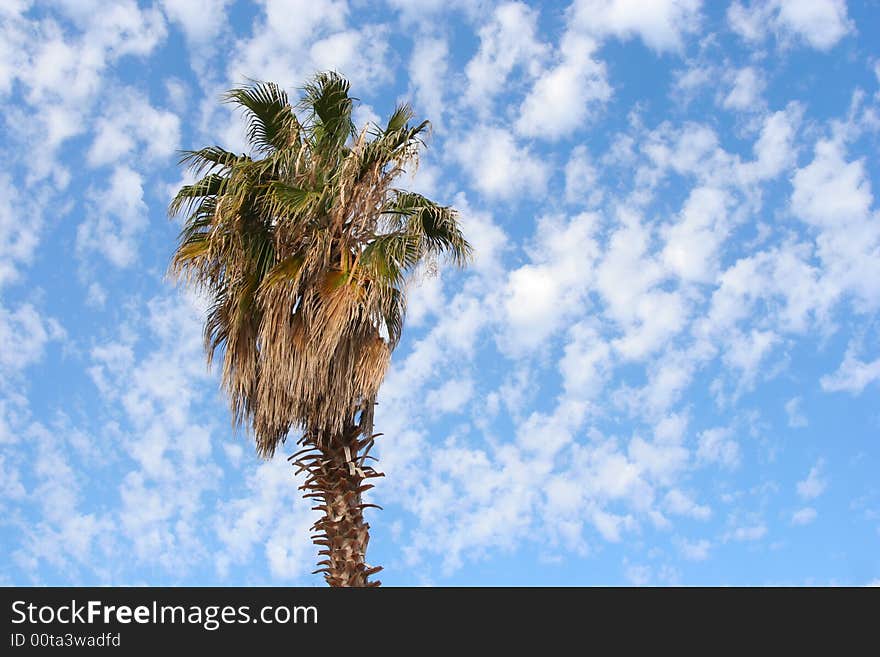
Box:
[291,422,383,587]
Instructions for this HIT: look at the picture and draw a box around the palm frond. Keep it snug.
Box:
[178,146,249,176]
[168,173,227,217]
[387,192,472,265]
[224,81,297,154]
[385,103,414,134]
[300,71,355,154]
[265,181,323,218]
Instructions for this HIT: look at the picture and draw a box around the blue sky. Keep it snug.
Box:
[1,0,879,586]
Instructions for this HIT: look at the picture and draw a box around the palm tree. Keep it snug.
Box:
[168,72,470,586]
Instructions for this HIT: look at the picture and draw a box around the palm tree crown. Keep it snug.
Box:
[168,72,470,585]
[170,72,469,454]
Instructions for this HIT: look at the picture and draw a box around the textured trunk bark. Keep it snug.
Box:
[291,422,383,587]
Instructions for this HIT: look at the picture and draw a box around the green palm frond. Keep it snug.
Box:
[385,103,414,134]
[386,192,472,265]
[361,231,425,283]
[300,72,355,155]
[168,173,227,217]
[265,181,323,218]
[381,286,405,347]
[224,81,297,153]
[179,146,249,176]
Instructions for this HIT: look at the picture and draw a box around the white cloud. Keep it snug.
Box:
[821,345,880,394]
[698,243,824,342]
[596,209,687,361]
[642,122,736,188]
[728,523,767,541]
[227,0,390,91]
[404,267,446,330]
[452,193,509,275]
[625,562,652,586]
[163,77,189,114]
[515,34,610,140]
[0,304,64,374]
[0,4,28,95]
[791,139,872,227]
[661,186,729,283]
[386,0,480,23]
[85,293,230,575]
[501,212,600,352]
[722,66,765,111]
[0,453,25,502]
[785,397,808,428]
[728,0,852,51]
[773,0,852,49]
[746,103,802,180]
[517,400,587,457]
[664,489,711,520]
[352,103,381,132]
[792,507,817,525]
[564,145,603,206]
[722,328,778,388]
[374,370,697,577]
[673,63,714,99]
[559,322,612,399]
[597,210,662,318]
[77,165,148,267]
[655,412,689,443]
[677,537,711,560]
[426,377,474,415]
[0,1,166,179]
[389,437,546,574]
[53,1,167,57]
[14,423,113,578]
[7,294,230,581]
[696,427,740,468]
[160,0,232,44]
[309,26,391,88]
[633,99,801,200]
[502,266,564,349]
[575,439,654,509]
[791,137,880,312]
[570,0,702,53]
[409,36,448,123]
[0,174,44,288]
[626,348,700,415]
[591,507,634,542]
[215,458,317,580]
[450,126,548,199]
[87,88,180,167]
[796,461,827,500]
[86,282,108,308]
[464,2,546,113]
[629,436,689,485]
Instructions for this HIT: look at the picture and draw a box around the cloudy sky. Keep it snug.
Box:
[1,0,879,586]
